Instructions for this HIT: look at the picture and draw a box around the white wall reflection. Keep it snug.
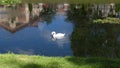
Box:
[55,37,70,47]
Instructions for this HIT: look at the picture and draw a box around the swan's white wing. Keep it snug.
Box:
[57,33,65,35]
[54,33,65,39]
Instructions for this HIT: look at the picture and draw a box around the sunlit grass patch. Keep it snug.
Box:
[0,54,120,68]
[93,17,120,24]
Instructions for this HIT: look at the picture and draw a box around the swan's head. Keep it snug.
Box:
[51,31,56,35]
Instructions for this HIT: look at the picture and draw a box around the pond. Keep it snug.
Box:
[0,4,73,56]
[0,3,120,58]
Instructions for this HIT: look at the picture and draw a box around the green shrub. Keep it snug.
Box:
[0,0,21,4]
[93,17,120,24]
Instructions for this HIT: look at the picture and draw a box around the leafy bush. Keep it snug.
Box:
[93,17,120,24]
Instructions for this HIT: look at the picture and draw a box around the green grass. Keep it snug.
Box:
[0,54,120,68]
[1,0,120,4]
[22,0,120,4]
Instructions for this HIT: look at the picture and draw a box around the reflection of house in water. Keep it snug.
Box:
[0,3,70,33]
[30,17,43,27]
[56,3,69,15]
[31,3,69,16]
[32,3,41,17]
[0,4,30,33]
[0,6,11,22]
[91,3,116,17]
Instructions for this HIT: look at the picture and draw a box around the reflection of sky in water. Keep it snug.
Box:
[0,15,73,56]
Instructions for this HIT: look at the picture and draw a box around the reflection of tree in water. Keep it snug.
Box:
[28,3,32,14]
[72,24,120,58]
[40,13,55,25]
[28,3,55,24]
[41,14,55,24]
[67,4,120,58]
[39,4,55,24]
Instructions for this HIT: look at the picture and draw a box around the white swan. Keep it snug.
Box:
[51,31,65,39]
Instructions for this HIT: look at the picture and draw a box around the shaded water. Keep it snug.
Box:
[67,4,120,58]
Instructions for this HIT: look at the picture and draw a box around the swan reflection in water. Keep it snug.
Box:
[51,31,65,41]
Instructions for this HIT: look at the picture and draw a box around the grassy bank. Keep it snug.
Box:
[21,0,120,4]
[0,0,120,4]
[0,54,120,68]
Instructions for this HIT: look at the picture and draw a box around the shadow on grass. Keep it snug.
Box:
[66,57,120,68]
[21,63,42,68]
[46,62,61,68]
[20,62,60,68]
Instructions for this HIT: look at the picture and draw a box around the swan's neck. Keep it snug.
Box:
[52,32,56,35]
[52,34,56,39]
